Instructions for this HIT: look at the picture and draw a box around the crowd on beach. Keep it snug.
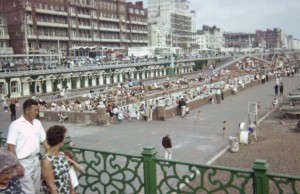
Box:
[23,58,296,124]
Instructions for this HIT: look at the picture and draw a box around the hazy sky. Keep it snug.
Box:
[131,0,300,39]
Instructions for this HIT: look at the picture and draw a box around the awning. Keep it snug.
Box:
[70,46,96,50]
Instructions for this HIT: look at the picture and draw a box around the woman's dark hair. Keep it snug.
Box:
[46,125,67,146]
[23,99,39,112]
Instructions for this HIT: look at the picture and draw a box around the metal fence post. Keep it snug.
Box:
[252,159,269,194]
[0,131,7,147]
[142,147,157,194]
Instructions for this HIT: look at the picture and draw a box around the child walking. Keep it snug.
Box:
[64,151,84,192]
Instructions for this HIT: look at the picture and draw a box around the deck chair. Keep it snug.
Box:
[58,111,68,123]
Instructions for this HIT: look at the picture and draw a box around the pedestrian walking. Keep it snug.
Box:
[9,100,17,121]
[162,134,172,160]
[279,82,284,96]
[178,97,187,118]
[274,84,279,96]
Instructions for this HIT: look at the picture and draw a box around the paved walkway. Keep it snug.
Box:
[1,75,299,164]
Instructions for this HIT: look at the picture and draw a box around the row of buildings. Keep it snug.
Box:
[0,0,299,58]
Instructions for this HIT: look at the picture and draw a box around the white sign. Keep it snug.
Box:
[248,102,257,114]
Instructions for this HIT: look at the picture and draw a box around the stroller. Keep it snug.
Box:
[58,111,68,123]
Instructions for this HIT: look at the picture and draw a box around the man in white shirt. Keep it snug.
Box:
[7,99,49,193]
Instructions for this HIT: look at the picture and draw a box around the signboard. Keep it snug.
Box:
[248,102,257,114]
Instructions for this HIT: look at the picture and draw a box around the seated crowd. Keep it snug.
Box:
[37,58,286,123]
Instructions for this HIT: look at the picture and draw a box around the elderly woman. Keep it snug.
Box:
[0,150,24,193]
[41,125,75,194]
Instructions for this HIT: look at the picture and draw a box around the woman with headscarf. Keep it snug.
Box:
[0,150,24,193]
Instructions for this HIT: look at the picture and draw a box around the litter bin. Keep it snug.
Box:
[229,136,239,153]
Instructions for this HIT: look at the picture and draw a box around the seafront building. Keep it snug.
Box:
[0,12,13,55]
[224,32,256,49]
[0,0,148,57]
[147,0,198,55]
[196,25,225,51]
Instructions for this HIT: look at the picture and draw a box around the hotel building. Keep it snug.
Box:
[148,0,198,54]
[0,0,148,57]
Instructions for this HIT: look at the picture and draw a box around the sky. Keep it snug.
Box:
[130,0,300,39]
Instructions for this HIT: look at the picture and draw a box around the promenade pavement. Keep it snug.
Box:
[1,75,299,164]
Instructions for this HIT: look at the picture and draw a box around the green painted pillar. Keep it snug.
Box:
[167,56,175,76]
[142,147,157,194]
[167,67,175,76]
[0,131,7,147]
[252,159,269,194]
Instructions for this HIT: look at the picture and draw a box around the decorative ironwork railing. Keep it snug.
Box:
[155,159,253,194]
[62,145,300,194]
[66,146,144,194]
[268,173,300,194]
[0,134,299,194]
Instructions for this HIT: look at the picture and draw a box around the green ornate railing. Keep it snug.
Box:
[66,146,144,194]
[268,173,300,194]
[63,145,300,194]
[155,159,253,193]
[0,135,299,194]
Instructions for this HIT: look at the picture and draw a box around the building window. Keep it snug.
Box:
[11,81,18,93]
[0,83,4,94]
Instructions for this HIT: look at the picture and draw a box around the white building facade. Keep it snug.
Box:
[292,39,300,49]
[148,0,198,55]
[196,25,225,51]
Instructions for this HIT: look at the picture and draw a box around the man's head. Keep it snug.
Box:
[23,99,39,122]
